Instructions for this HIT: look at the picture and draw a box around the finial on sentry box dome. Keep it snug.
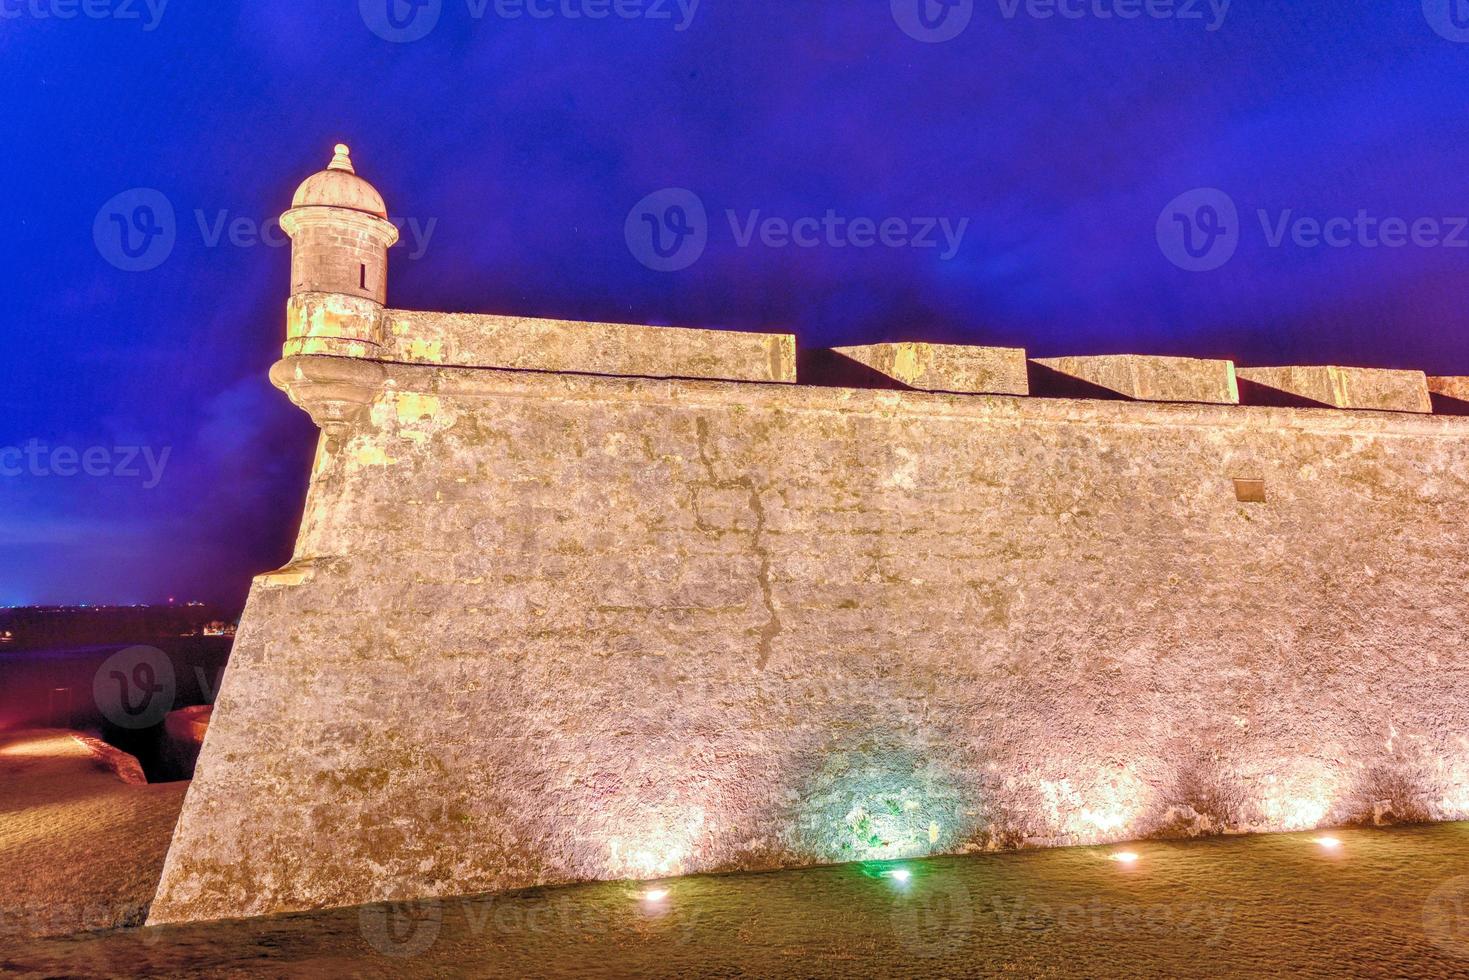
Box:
[328,143,355,174]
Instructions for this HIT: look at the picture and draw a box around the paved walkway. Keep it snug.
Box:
[0,729,185,941]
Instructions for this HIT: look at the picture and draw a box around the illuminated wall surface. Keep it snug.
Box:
[148,153,1469,925]
[149,356,1469,923]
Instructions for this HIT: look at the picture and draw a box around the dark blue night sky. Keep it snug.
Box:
[3,1,1468,606]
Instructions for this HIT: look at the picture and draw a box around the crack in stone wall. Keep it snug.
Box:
[694,416,782,669]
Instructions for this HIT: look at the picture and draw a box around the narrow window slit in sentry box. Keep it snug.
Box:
[1234,478,1267,503]
[360,264,367,290]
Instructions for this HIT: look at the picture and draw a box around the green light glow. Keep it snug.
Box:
[838,788,940,861]
[795,746,963,865]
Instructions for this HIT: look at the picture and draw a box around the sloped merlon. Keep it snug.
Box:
[382,309,797,384]
[1030,354,1239,405]
[1238,366,1432,414]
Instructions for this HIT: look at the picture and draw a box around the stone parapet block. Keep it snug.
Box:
[825,342,1028,395]
[1429,377,1469,415]
[1030,354,1239,404]
[385,310,796,384]
[1237,366,1431,414]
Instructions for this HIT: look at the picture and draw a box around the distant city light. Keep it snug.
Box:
[1109,851,1140,865]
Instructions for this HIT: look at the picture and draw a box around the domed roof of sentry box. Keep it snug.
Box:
[290,144,388,218]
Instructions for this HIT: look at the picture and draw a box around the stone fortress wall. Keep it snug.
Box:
[149,147,1469,924]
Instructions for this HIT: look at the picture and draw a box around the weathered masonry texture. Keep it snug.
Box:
[150,148,1469,924]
